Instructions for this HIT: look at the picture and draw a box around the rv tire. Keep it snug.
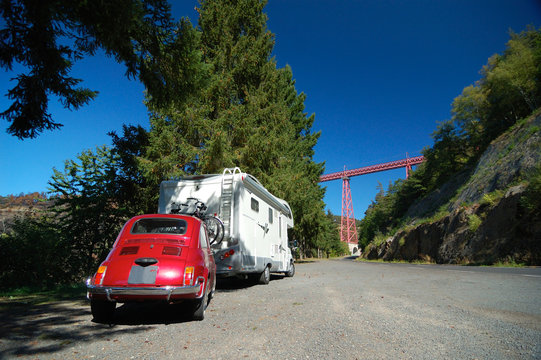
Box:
[258,265,270,285]
[285,261,295,277]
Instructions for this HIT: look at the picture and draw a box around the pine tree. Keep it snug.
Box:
[142,0,339,257]
[48,146,127,277]
[1,1,204,139]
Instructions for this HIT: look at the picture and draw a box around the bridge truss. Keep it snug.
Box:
[319,155,425,252]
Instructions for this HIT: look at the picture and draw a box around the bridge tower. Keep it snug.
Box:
[319,155,425,255]
[340,168,358,253]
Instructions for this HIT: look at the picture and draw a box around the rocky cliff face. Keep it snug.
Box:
[365,111,541,265]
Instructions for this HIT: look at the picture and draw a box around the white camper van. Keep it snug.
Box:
[158,168,295,284]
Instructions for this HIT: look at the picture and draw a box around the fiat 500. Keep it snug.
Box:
[86,214,216,322]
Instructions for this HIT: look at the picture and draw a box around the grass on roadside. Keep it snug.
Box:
[295,258,319,263]
[357,258,435,265]
[0,283,87,308]
[358,257,530,267]
[483,259,528,268]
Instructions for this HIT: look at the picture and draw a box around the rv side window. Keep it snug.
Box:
[268,208,273,224]
[251,198,259,212]
[279,216,282,238]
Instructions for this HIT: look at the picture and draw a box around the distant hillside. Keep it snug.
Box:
[364,111,541,264]
[0,193,52,233]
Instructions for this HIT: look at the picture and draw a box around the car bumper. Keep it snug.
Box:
[86,282,202,302]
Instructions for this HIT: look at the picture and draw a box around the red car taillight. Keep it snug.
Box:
[184,266,194,286]
[94,266,107,285]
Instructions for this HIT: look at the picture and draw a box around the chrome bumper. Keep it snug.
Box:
[86,282,202,302]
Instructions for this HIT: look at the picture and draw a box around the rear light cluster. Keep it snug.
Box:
[94,266,107,285]
[184,266,194,286]
[220,249,235,260]
[182,267,204,289]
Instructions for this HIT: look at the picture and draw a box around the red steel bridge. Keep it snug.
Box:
[319,155,425,252]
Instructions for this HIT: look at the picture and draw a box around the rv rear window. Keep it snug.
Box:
[251,198,259,212]
[131,218,188,235]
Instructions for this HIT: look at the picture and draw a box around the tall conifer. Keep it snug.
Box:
[142,0,344,257]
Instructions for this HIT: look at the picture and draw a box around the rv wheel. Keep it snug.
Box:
[285,261,295,277]
[258,266,270,285]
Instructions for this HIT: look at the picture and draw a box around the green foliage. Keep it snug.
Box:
[358,174,425,250]
[467,214,482,232]
[1,0,340,289]
[0,283,86,305]
[425,26,541,189]
[312,210,348,257]
[358,185,389,250]
[359,26,541,251]
[491,257,528,268]
[1,134,163,289]
[142,0,335,258]
[416,205,450,225]
[48,146,128,278]
[0,214,69,289]
[521,165,541,216]
[372,232,389,247]
[108,124,157,214]
[480,190,504,207]
[0,0,203,139]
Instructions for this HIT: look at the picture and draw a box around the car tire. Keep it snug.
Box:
[258,265,270,285]
[90,299,116,323]
[192,280,209,321]
[285,261,295,277]
[192,296,206,321]
[208,274,216,303]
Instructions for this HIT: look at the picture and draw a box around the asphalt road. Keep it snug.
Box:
[1,258,540,359]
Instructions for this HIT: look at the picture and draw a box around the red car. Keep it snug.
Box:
[86,214,216,322]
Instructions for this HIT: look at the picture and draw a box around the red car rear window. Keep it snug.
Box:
[130,218,188,235]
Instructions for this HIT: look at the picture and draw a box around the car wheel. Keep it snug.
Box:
[192,280,208,321]
[90,299,116,323]
[208,287,215,303]
[208,274,216,303]
[258,265,270,285]
[192,296,206,321]
[285,261,295,277]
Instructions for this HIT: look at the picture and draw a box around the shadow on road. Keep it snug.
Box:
[109,302,195,326]
[0,299,152,359]
[216,274,287,292]
[0,273,295,357]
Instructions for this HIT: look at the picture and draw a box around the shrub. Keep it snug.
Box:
[480,190,504,207]
[521,165,541,216]
[468,213,482,232]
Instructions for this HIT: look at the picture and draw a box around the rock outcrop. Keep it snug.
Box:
[366,111,541,265]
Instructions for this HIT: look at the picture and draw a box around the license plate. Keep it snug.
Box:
[128,265,158,284]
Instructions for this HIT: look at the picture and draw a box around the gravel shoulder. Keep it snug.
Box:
[1,259,540,359]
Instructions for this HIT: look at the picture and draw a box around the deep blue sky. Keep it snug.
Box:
[1,0,540,218]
